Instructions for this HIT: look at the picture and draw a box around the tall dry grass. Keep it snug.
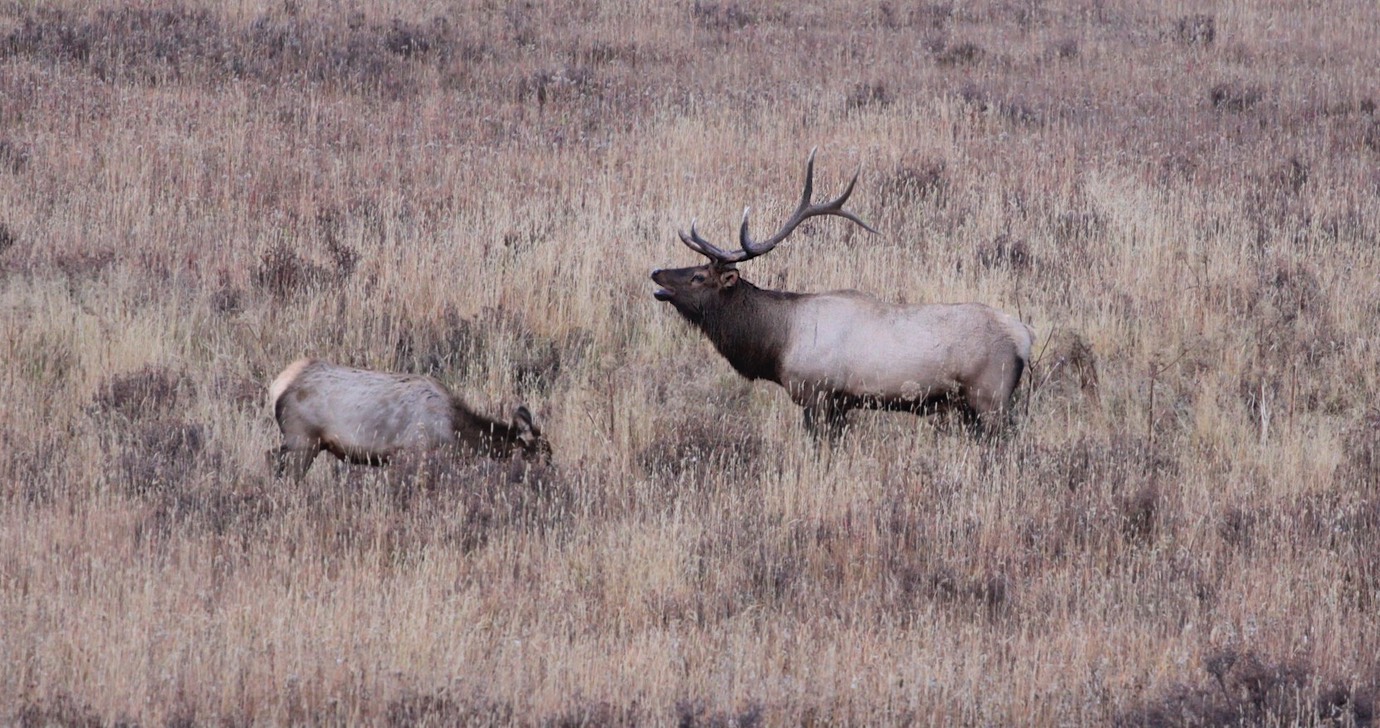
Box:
[1,0,1378,724]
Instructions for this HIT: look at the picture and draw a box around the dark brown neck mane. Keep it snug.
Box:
[689,279,797,383]
[451,401,521,456]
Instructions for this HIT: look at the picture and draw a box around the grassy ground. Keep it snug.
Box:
[2,0,1379,724]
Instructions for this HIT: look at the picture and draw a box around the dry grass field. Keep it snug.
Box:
[2,0,1379,724]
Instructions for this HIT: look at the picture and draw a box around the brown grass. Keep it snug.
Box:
[2,0,1379,724]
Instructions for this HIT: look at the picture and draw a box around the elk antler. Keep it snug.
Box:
[677,148,879,266]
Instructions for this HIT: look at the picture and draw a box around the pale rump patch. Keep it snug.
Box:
[268,358,314,411]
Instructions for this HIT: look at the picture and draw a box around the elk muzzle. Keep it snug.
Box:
[651,269,674,301]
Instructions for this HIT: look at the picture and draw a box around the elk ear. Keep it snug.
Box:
[513,405,539,436]
[718,269,740,288]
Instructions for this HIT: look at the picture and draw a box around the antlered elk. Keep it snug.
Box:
[651,150,1034,439]
[267,358,551,479]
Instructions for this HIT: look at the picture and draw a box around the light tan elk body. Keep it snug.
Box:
[268,358,550,479]
[651,151,1034,439]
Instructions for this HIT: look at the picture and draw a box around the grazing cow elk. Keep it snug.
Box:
[651,150,1034,440]
[267,358,551,479]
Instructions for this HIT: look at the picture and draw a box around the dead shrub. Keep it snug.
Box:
[912,3,955,30]
[239,13,455,98]
[392,306,484,376]
[578,41,638,66]
[316,208,360,279]
[386,689,514,727]
[846,81,892,111]
[1053,210,1105,248]
[134,475,275,546]
[675,699,764,728]
[1121,648,1376,727]
[1364,119,1380,153]
[1174,14,1215,46]
[1119,484,1159,543]
[637,417,764,484]
[211,370,263,414]
[1033,436,1176,495]
[1210,81,1263,112]
[503,2,539,48]
[976,233,1031,271]
[209,282,243,316]
[904,565,1010,618]
[251,242,334,299]
[879,159,947,208]
[1050,37,1079,60]
[1217,505,1257,549]
[3,6,228,84]
[486,307,578,393]
[2,431,67,504]
[0,139,30,173]
[17,691,105,728]
[11,6,463,97]
[1287,486,1380,606]
[1237,364,1282,433]
[1036,329,1101,403]
[876,2,904,30]
[14,332,76,386]
[742,536,801,605]
[544,699,642,727]
[87,6,227,83]
[690,2,754,32]
[933,41,984,67]
[52,248,115,281]
[2,10,95,65]
[383,17,448,59]
[879,4,955,31]
[1158,150,1201,186]
[1337,408,1380,486]
[392,306,573,392]
[681,508,818,620]
[957,83,1042,126]
[386,451,571,553]
[517,66,599,107]
[91,364,188,420]
[1258,258,1321,324]
[0,222,15,257]
[1270,156,1309,195]
[114,419,208,496]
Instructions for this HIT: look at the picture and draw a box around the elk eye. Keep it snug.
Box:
[691,273,706,283]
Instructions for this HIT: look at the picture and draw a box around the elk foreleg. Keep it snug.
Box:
[802,397,850,443]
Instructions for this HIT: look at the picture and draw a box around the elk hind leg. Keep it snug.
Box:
[964,358,1026,438]
[270,434,320,480]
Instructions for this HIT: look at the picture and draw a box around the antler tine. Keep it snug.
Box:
[798,147,817,213]
[678,219,741,264]
[823,169,881,235]
[737,150,877,260]
[736,207,753,259]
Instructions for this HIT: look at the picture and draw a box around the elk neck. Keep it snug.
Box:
[451,400,521,452]
[696,279,796,384]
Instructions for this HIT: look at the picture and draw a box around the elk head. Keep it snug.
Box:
[509,405,553,463]
[651,149,877,322]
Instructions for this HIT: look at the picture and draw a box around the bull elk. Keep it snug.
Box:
[267,358,551,479]
[651,150,1034,440]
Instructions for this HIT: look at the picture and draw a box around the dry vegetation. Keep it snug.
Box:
[1,0,1378,724]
